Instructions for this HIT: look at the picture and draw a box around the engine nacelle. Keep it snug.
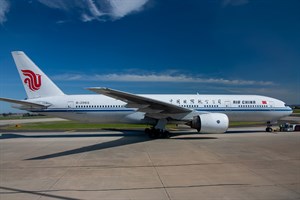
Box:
[189,113,229,134]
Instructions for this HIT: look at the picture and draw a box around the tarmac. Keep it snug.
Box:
[0,127,299,200]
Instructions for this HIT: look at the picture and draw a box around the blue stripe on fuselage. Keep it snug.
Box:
[30,107,291,113]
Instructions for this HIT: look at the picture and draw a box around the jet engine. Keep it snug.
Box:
[188,113,229,134]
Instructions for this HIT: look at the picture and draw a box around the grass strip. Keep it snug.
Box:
[293,109,300,114]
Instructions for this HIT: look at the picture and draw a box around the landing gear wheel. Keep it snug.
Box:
[146,128,158,139]
[145,128,170,139]
[161,131,170,139]
[145,128,151,134]
[149,131,157,139]
[266,127,273,132]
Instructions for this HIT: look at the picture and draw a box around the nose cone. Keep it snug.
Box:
[280,100,293,116]
[287,106,293,115]
[282,102,293,116]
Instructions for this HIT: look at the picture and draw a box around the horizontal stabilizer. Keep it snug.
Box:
[0,97,50,109]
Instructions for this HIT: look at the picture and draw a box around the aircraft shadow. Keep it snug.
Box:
[0,130,220,160]
[171,137,218,140]
[0,131,144,140]
[226,130,266,134]
[0,186,79,200]
[170,132,218,140]
[25,132,148,160]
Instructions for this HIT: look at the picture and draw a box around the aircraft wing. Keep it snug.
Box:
[88,87,191,116]
[0,97,50,109]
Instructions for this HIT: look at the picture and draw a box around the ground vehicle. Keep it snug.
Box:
[279,123,300,132]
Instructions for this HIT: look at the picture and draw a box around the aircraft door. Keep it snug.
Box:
[269,101,274,110]
[225,101,231,107]
[67,101,74,110]
[224,101,231,111]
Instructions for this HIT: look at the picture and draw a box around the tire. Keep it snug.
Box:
[145,128,150,134]
[266,127,273,132]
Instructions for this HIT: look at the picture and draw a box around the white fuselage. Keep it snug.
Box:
[19,94,292,125]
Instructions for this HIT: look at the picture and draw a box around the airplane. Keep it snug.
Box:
[0,51,293,138]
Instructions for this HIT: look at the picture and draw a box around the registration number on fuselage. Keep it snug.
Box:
[76,101,90,104]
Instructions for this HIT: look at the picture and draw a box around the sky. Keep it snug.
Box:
[0,0,299,113]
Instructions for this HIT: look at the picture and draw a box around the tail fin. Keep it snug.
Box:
[12,51,65,99]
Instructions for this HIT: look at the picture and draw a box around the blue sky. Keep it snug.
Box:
[0,0,299,113]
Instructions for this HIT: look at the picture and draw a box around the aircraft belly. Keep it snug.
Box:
[225,110,289,122]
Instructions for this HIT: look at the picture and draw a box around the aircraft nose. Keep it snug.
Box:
[282,101,293,115]
[284,104,293,115]
[288,106,293,114]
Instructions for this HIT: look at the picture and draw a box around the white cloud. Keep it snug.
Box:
[0,0,10,24]
[37,0,71,10]
[53,73,274,86]
[87,0,102,17]
[109,0,148,19]
[37,0,149,22]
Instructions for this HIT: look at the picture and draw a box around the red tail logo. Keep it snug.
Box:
[21,70,42,91]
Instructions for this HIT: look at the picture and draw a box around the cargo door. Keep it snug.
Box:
[225,101,231,108]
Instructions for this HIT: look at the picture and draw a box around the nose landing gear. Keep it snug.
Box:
[266,127,273,132]
[266,121,274,132]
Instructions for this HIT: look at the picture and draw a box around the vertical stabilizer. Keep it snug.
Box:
[12,51,65,99]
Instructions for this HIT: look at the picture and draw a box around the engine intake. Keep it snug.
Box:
[188,113,229,134]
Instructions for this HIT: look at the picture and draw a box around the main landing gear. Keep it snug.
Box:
[145,118,170,139]
[145,128,170,139]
